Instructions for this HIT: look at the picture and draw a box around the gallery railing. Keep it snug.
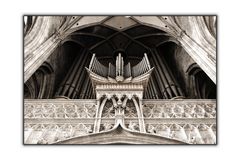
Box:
[24,99,216,144]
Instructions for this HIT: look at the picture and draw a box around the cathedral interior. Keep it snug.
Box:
[24,16,217,144]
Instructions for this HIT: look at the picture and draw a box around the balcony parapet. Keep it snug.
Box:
[24,99,216,144]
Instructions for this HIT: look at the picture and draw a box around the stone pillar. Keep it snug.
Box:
[132,97,146,133]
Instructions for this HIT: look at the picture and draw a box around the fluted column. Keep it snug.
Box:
[132,97,146,133]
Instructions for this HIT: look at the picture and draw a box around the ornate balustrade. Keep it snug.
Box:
[24,99,97,144]
[24,99,216,144]
[143,99,216,144]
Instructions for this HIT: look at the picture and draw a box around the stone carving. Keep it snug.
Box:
[127,121,139,131]
[24,99,216,144]
[24,123,93,144]
[124,100,138,118]
[143,100,216,144]
[100,123,114,132]
[102,101,115,118]
[146,123,216,144]
[24,100,97,119]
[72,124,93,137]
[24,100,96,144]
[143,101,216,118]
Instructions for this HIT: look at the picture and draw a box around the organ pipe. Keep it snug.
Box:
[152,73,163,99]
[55,49,93,99]
[89,53,95,69]
[160,51,184,96]
[148,57,166,98]
[62,50,85,96]
[155,49,184,97]
[85,79,92,99]
[121,57,124,76]
[154,49,178,97]
[79,75,90,99]
[72,72,87,98]
[148,78,154,99]
[55,48,82,96]
[55,48,83,97]
[149,77,159,99]
[144,53,151,69]
[151,52,173,98]
[68,49,89,98]
[151,48,185,99]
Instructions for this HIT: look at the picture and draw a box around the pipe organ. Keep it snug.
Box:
[55,49,185,100]
[86,52,154,132]
[88,53,152,82]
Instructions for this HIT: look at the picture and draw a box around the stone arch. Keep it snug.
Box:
[186,63,216,99]
[24,62,54,99]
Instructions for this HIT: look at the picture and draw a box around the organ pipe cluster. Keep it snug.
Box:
[147,49,184,99]
[55,49,94,99]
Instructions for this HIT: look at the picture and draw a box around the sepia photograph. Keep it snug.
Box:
[23,15,216,144]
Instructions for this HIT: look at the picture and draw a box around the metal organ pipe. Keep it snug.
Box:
[151,73,163,99]
[68,50,89,98]
[92,57,96,73]
[55,49,93,99]
[144,53,151,69]
[140,59,144,75]
[149,54,168,99]
[116,56,118,76]
[86,80,93,99]
[149,77,159,99]
[55,48,83,96]
[76,55,92,98]
[154,49,178,97]
[121,57,124,76]
[79,75,90,99]
[72,72,87,98]
[88,85,93,98]
[128,63,131,77]
[119,54,121,76]
[60,49,85,96]
[145,85,150,99]
[142,58,147,74]
[160,53,184,97]
[151,52,172,98]
[126,63,131,78]
[108,63,111,77]
[85,77,91,99]
[147,78,154,99]
[89,53,95,70]
[154,49,184,98]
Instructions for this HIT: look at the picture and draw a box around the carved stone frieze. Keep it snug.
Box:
[146,123,216,144]
[24,100,97,119]
[143,99,216,144]
[24,99,216,144]
[25,123,94,144]
[142,100,216,118]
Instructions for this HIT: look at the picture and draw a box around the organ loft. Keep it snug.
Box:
[24,16,216,144]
